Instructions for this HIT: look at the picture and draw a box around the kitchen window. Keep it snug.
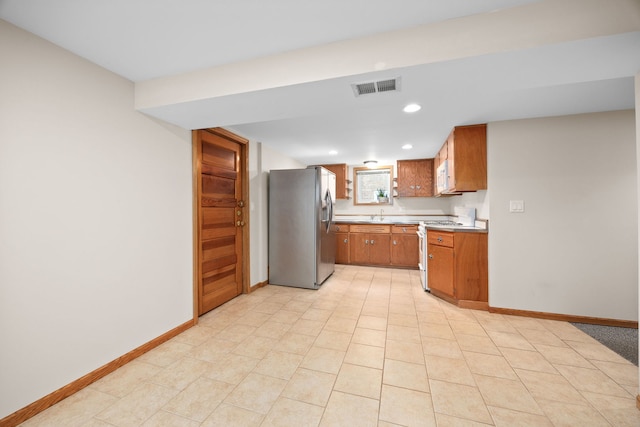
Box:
[353,165,393,205]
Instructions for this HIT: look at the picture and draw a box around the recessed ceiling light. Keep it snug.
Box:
[403,103,421,113]
[402,144,413,150]
[329,150,338,155]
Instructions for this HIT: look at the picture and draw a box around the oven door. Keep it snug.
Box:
[417,229,428,291]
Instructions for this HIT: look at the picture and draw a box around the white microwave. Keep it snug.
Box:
[436,160,449,193]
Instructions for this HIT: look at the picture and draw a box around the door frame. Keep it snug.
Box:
[192,127,250,323]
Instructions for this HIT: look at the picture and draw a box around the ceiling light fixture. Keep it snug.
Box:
[363,160,378,168]
[403,103,421,113]
[402,144,413,150]
[329,150,338,155]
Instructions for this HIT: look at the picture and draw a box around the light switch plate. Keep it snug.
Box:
[509,200,525,213]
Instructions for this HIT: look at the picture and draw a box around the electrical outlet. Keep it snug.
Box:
[509,200,525,213]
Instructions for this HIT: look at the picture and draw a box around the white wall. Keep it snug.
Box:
[488,110,638,321]
[449,190,490,221]
[333,164,451,216]
[332,164,491,220]
[0,20,193,418]
[334,196,451,216]
[247,142,304,287]
[333,165,490,221]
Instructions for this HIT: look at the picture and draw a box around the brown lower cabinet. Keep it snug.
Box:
[427,229,488,309]
[350,225,391,265]
[334,223,418,268]
[391,225,419,268]
[335,224,350,265]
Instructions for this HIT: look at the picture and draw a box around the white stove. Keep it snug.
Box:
[416,208,477,292]
[417,222,429,292]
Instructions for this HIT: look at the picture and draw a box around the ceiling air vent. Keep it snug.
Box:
[352,77,401,97]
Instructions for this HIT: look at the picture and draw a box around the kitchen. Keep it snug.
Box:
[1,0,639,425]
[257,115,637,323]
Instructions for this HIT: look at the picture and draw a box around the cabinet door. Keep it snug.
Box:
[322,163,348,199]
[398,159,434,197]
[336,232,349,264]
[427,244,454,297]
[349,233,369,265]
[447,131,456,191]
[433,153,440,195]
[436,142,449,196]
[396,160,415,197]
[368,234,391,265]
[415,159,434,197]
[450,124,487,192]
[391,233,419,267]
[439,141,448,162]
[453,232,488,302]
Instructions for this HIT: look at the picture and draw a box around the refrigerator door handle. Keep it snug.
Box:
[322,189,333,233]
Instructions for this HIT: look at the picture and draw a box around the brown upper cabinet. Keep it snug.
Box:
[396,159,434,197]
[434,124,487,195]
[320,163,350,199]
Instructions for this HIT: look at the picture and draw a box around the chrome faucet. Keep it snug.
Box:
[379,209,384,222]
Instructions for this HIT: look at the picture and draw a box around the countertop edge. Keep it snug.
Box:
[425,226,488,233]
[334,221,488,233]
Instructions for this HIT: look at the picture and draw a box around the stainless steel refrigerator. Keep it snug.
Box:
[269,166,336,289]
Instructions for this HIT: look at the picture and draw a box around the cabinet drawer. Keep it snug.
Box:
[427,230,454,247]
[334,223,349,232]
[350,224,390,234]
[391,225,418,234]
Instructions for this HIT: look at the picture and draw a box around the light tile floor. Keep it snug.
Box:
[21,265,640,426]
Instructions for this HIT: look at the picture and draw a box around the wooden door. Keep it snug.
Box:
[195,128,247,316]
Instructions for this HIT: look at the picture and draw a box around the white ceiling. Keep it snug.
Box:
[1,0,639,166]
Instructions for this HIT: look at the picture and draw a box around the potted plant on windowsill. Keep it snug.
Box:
[376,188,388,203]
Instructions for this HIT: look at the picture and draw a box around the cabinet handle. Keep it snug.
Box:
[410,185,415,189]
[402,227,406,232]
[336,226,340,231]
[371,240,375,245]
[416,185,421,189]
[437,236,443,242]
[428,254,433,259]
[393,240,397,245]
[343,239,348,243]
[365,240,369,245]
